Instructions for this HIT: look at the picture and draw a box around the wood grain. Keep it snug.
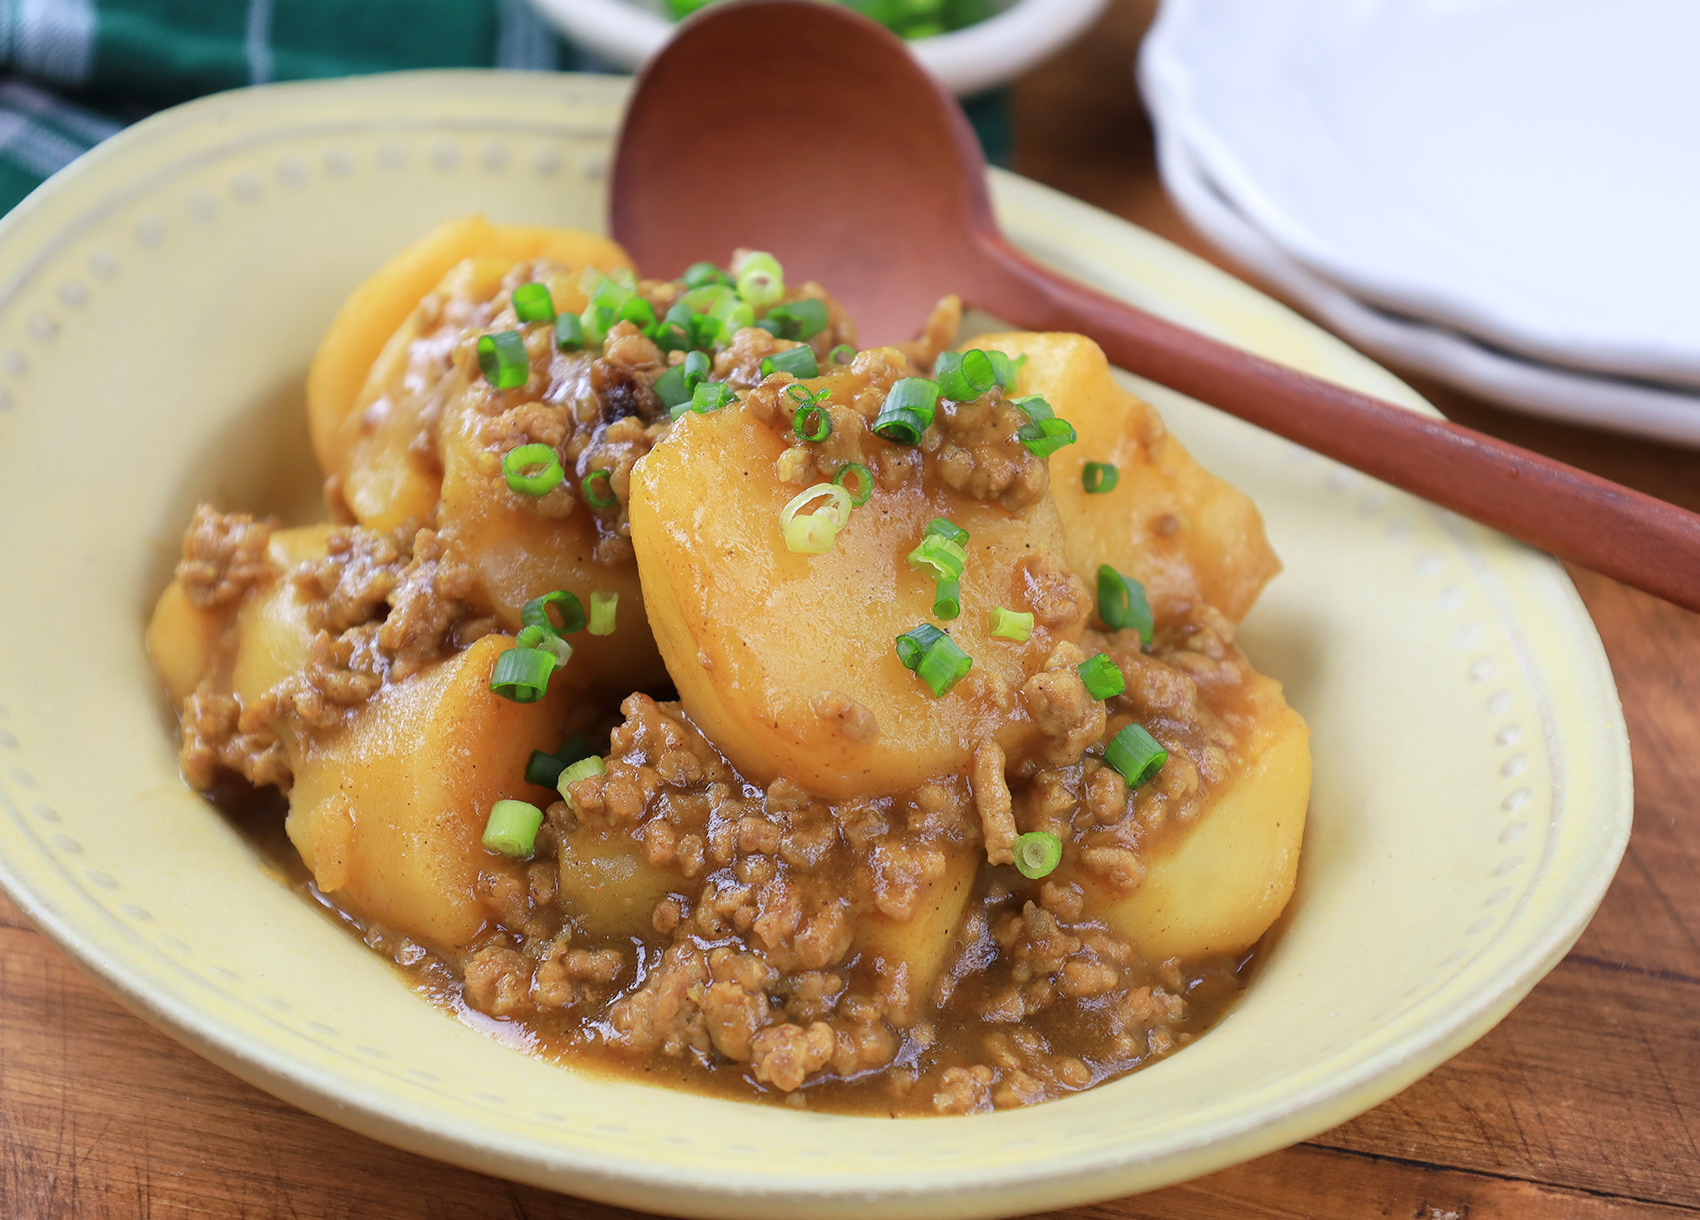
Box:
[4,2,1699,1216]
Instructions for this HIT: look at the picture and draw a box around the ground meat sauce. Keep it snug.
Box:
[157,247,1276,1116]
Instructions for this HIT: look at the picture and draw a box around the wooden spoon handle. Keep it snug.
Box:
[979,237,1700,614]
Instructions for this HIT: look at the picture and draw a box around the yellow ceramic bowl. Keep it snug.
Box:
[0,72,1631,1218]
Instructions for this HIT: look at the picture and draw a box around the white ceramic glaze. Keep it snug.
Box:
[0,71,1630,1219]
[1148,122,1700,448]
[527,0,1110,97]
[1142,0,1700,396]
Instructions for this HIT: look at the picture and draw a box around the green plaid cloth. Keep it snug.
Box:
[0,0,1008,216]
[0,0,576,212]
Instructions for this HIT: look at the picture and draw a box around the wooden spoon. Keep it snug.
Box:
[610,0,1700,613]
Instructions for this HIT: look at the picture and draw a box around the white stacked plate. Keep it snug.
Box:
[1139,0,1700,446]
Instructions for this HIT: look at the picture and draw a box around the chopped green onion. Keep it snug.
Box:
[908,533,968,581]
[512,282,556,324]
[1096,563,1154,643]
[1012,830,1062,880]
[1077,653,1125,700]
[708,293,755,339]
[582,267,634,312]
[502,443,564,496]
[833,462,873,506]
[490,646,554,703]
[1083,462,1119,494]
[783,512,838,555]
[482,799,544,858]
[554,312,584,351]
[914,634,973,697]
[793,402,832,443]
[988,606,1034,642]
[1104,723,1166,787]
[578,303,607,349]
[692,381,736,413]
[761,345,820,379]
[895,623,945,670]
[654,365,691,410]
[680,284,734,313]
[764,297,829,341]
[617,296,657,331]
[588,590,619,636]
[1017,417,1077,458]
[682,261,733,289]
[873,377,940,445]
[1012,394,1054,422]
[829,343,856,365]
[477,331,530,390]
[584,469,617,509]
[515,624,573,668]
[654,302,696,352]
[925,517,969,545]
[932,577,962,620]
[733,250,785,307]
[936,349,997,401]
[521,590,586,636]
[683,349,712,383]
[557,754,607,807]
[525,750,566,788]
[986,350,1018,390]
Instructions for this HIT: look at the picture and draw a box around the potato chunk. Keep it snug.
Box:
[307,215,631,483]
[630,396,1088,799]
[1086,673,1310,960]
[855,842,978,1022]
[976,332,1280,622]
[556,826,680,940]
[287,634,572,948]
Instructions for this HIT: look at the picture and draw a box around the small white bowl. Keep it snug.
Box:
[527,0,1111,95]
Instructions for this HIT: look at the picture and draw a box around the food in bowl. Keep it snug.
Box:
[145,218,1310,1114]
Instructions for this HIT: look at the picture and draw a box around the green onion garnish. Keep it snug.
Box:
[512,282,556,324]
[682,261,732,290]
[578,304,606,350]
[482,799,545,858]
[1077,653,1125,700]
[524,734,594,788]
[1012,830,1062,880]
[829,343,855,365]
[477,331,530,390]
[780,482,854,554]
[988,606,1034,642]
[521,590,585,635]
[1083,462,1119,494]
[936,349,997,401]
[925,517,969,545]
[833,462,873,506]
[683,349,712,383]
[515,624,572,668]
[554,312,584,351]
[986,350,1018,391]
[617,296,657,331]
[583,469,616,509]
[733,250,785,307]
[692,381,736,413]
[764,297,829,341]
[490,646,554,703]
[1104,723,1166,787]
[761,345,820,380]
[793,402,832,443]
[895,623,945,670]
[873,377,940,445]
[582,267,634,311]
[588,591,619,636]
[654,302,696,352]
[1012,394,1054,422]
[1096,563,1154,643]
[557,754,606,807]
[654,365,691,410]
[932,577,962,620]
[1016,417,1077,458]
[914,633,973,697]
[908,533,968,581]
[708,293,755,340]
[502,444,564,496]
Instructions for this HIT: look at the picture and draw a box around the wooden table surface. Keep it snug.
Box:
[5,4,1699,1216]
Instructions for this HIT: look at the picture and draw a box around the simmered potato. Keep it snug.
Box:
[307,215,631,482]
[288,634,573,948]
[976,332,1280,623]
[436,393,666,692]
[556,826,681,940]
[855,843,979,1022]
[630,396,1088,799]
[146,581,225,707]
[1083,672,1310,960]
[228,526,336,704]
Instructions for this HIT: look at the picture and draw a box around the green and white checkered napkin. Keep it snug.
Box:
[0,0,576,214]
